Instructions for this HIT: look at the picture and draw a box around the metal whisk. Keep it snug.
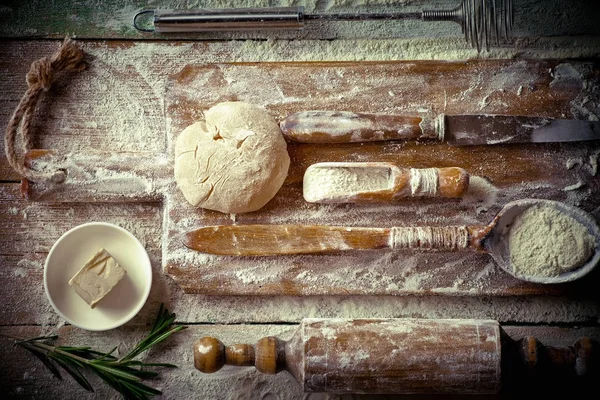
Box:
[134,0,514,52]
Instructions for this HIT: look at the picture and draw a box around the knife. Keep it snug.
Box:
[279,111,600,146]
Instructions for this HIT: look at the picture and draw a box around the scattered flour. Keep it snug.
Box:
[563,180,586,191]
[460,176,498,213]
[509,205,595,277]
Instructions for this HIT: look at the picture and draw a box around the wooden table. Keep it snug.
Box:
[1,1,600,398]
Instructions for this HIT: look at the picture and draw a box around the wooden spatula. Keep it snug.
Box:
[303,162,469,203]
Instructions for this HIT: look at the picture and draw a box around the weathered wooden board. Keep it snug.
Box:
[9,178,600,327]
[2,42,600,298]
[164,60,600,296]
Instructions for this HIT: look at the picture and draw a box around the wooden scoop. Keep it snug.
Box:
[183,199,600,284]
[303,162,469,203]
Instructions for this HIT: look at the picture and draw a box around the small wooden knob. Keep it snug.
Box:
[194,336,225,373]
[255,336,286,374]
[194,336,286,375]
[573,337,597,376]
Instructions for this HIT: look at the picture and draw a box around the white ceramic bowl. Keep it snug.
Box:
[44,222,152,331]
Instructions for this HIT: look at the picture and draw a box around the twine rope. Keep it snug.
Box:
[4,38,86,183]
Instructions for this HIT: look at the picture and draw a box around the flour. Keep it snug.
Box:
[460,176,498,213]
[303,163,391,202]
[509,205,595,278]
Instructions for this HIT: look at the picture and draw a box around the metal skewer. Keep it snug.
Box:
[133,0,514,51]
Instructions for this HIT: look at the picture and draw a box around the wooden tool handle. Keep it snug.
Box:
[280,111,438,143]
[184,224,483,255]
[195,336,284,375]
[303,162,469,203]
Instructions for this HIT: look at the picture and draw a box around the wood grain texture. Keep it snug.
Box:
[1,0,599,44]
[196,319,502,394]
[0,3,599,395]
[2,42,600,298]
[164,59,600,296]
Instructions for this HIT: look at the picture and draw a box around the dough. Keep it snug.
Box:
[175,102,290,214]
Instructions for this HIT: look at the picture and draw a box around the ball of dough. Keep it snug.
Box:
[175,102,290,214]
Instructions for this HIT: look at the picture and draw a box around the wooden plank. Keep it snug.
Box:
[3,38,600,178]
[164,60,600,296]
[5,180,600,326]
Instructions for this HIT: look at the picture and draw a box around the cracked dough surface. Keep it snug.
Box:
[174,102,290,214]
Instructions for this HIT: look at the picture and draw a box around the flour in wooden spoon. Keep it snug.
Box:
[509,205,595,277]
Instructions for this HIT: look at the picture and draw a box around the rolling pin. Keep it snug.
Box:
[303,162,469,203]
[194,319,597,394]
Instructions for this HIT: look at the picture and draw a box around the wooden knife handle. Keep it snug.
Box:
[303,162,469,203]
[280,111,439,143]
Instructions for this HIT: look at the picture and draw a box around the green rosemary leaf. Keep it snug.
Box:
[149,303,165,334]
[18,342,62,380]
[94,369,143,400]
[47,353,94,392]
[16,334,58,343]
[121,315,185,362]
[92,346,118,362]
[89,363,143,382]
[124,369,159,380]
[15,303,184,399]
[58,346,92,351]
[121,379,163,396]
[137,326,187,353]
[84,349,118,360]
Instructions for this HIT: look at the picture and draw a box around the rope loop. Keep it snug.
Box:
[4,38,86,183]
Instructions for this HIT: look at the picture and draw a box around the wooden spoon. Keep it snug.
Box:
[303,162,469,203]
[183,199,600,284]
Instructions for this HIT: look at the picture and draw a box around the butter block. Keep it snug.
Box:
[69,248,126,308]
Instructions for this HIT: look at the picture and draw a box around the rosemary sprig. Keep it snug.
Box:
[14,304,186,400]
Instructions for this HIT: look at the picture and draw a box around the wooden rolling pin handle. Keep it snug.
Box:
[194,336,286,375]
[280,111,437,143]
[512,336,598,379]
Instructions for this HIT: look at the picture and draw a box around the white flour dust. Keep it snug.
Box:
[509,205,595,277]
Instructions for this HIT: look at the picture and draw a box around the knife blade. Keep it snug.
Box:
[279,111,600,146]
